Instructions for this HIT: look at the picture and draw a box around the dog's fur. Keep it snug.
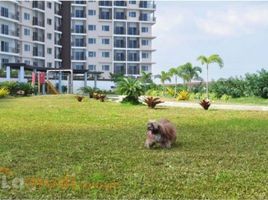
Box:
[145,119,177,148]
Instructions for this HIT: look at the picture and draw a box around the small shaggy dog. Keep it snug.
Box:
[145,119,177,148]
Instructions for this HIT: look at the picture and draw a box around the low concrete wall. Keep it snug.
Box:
[0,77,115,93]
[50,80,115,93]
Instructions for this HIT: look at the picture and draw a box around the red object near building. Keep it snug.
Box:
[32,72,36,86]
[39,72,46,84]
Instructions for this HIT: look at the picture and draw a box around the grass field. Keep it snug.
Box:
[0,95,268,199]
[162,96,268,106]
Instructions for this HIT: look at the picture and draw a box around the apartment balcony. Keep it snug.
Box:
[33,17,45,27]
[114,41,125,48]
[114,1,127,7]
[32,1,45,10]
[55,53,61,59]
[0,47,19,54]
[99,12,112,20]
[55,39,62,45]
[54,25,61,32]
[33,51,44,57]
[71,55,86,60]
[71,41,86,47]
[114,27,125,35]
[99,1,112,6]
[71,28,86,34]
[139,1,156,9]
[114,13,126,20]
[128,44,139,49]
[71,12,86,18]
[128,55,140,62]
[0,29,19,37]
[128,29,139,35]
[139,15,156,22]
[73,1,86,4]
[54,8,61,16]
[33,33,44,42]
[114,55,126,61]
[0,10,19,21]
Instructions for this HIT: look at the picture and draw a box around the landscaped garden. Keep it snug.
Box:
[0,95,268,198]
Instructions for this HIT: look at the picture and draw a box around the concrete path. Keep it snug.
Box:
[107,95,268,112]
[159,101,268,111]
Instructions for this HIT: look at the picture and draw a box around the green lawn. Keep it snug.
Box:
[162,96,268,106]
[0,95,268,199]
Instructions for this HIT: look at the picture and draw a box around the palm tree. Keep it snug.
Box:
[180,62,202,91]
[169,67,180,95]
[197,54,224,99]
[155,71,172,95]
[139,71,153,91]
[116,77,144,104]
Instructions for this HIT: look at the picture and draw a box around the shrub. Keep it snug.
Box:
[166,87,176,97]
[116,77,144,104]
[75,95,84,102]
[0,88,9,98]
[79,86,94,98]
[200,99,211,110]
[221,94,231,101]
[210,77,245,98]
[0,81,33,96]
[244,69,268,98]
[144,96,164,109]
[17,82,34,96]
[177,90,189,101]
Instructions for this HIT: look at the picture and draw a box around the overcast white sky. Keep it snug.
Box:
[152,1,268,83]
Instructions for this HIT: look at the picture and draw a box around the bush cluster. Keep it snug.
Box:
[210,69,268,99]
[0,81,33,96]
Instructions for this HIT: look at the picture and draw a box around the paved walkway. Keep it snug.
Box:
[108,95,268,112]
[159,101,268,111]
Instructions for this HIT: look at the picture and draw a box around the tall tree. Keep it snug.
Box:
[155,71,172,95]
[169,67,180,95]
[197,54,223,99]
[180,62,202,91]
[139,71,153,91]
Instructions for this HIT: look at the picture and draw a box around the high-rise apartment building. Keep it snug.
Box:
[0,0,62,69]
[0,0,155,79]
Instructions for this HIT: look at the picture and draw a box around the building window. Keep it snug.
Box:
[88,38,96,44]
[142,52,149,59]
[141,65,149,71]
[47,18,52,25]
[142,39,149,46]
[102,52,110,58]
[129,11,136,17]
[129,1,136,4]
[88,9,96,16]
[88,51,96,57]
[1,7,9,18]
[102,65,110,71]
[47,62,52,67]
[47,2,52,9]
[24,28,30,36]
[88,64,96,71]
[1,41,9,52]
[142,27,148,33]
[88,25,96,31]
[102,38,110,45]
[47,33,52,40]
[47,48,52,54]
[1,24,8,35]
[24,60,30,65]
[102,25,109,31]
[24,12,30,20]
[24,44,30,51]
